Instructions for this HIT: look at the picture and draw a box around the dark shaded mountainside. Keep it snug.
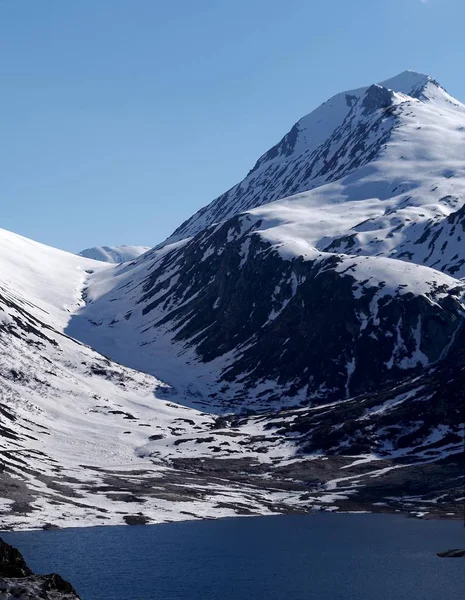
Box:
[71,69,465,411]
[76,215,464,411]
[0,70,464,528]
[0,537,80,599]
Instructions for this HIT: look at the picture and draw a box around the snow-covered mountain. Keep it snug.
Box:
[0,227,462,529]
[0,228,309,528]
[70,228,465,411]
[1,71,465,529]
[79,245,150,263]
[67,70,465,410]
[168,71,463,244]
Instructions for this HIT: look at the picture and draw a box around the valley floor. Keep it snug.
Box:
[1,421,462,531]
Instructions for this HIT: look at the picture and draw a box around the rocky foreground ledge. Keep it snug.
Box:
[0,537,80,599]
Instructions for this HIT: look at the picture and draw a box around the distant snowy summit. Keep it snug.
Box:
[79,245,150,263]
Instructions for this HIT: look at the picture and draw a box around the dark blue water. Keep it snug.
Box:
[3,514,465,600]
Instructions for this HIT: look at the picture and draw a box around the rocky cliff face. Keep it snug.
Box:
[0,538,80,599]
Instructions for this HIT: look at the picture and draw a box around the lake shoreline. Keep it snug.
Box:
[3,513,465,600]
[1,504,463,534]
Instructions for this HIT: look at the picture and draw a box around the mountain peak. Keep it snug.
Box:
[378,70,449,103]
[167,70,463,244]
[379,70,432,92]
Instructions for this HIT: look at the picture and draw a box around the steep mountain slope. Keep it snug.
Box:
[79,245,150,263]
[66,71,465,411]
[70,223,465,411]
[0,229,463,529]
[168,71,463,244]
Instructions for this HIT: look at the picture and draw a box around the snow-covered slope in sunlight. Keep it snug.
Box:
[79,245,150,264]
[0,228,111,330]
[168,71,463,244]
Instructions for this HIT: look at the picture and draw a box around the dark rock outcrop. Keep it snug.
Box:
[0,538,32,578]
[0,537,80,599]
[437,549,465,558]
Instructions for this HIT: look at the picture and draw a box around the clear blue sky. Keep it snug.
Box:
[1,0,464,252]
